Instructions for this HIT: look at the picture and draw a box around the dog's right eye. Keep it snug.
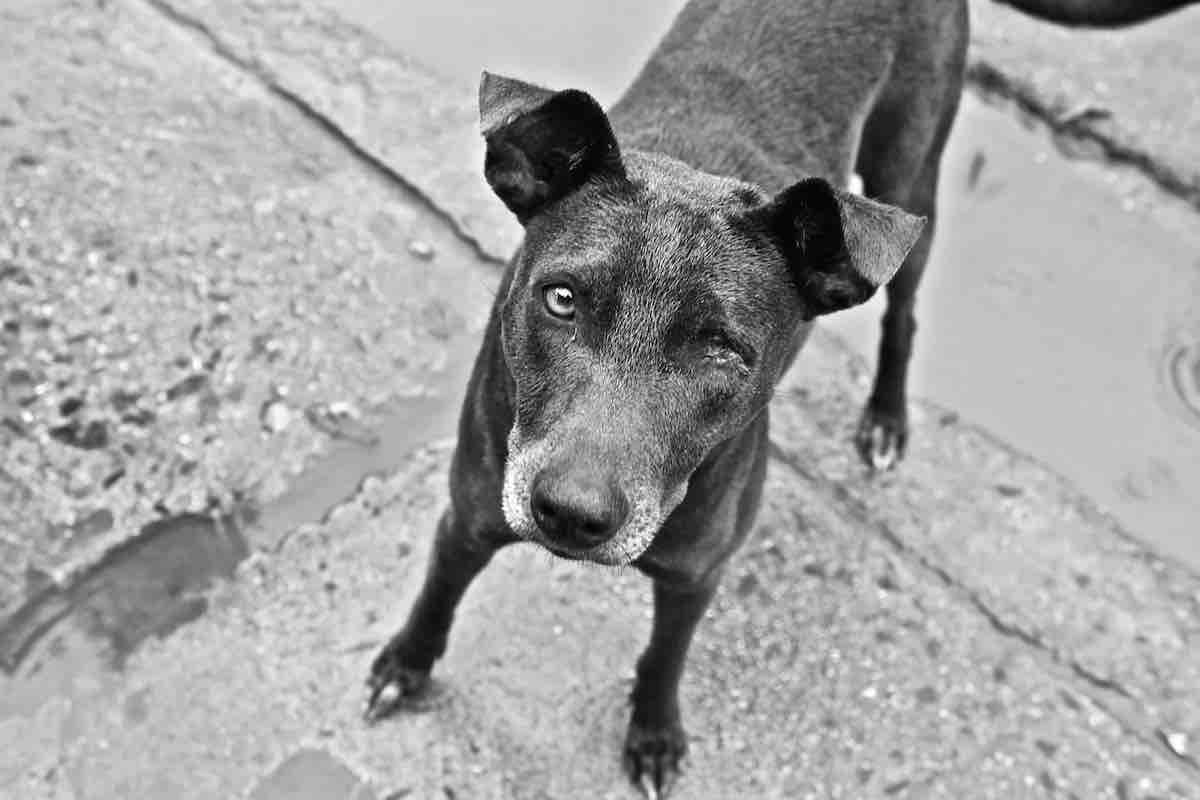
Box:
[699,330,754,376]
[542,284,576,320]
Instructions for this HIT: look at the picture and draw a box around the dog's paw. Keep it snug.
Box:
[855,406,908,471]
[362,641,433,723]
[623,720,687,799]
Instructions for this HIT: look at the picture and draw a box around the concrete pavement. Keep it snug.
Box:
[1,0,1198,798]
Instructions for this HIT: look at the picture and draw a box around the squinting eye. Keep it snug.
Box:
[702,332,752,373]
[542,284,576,320]
[705,344,742,367]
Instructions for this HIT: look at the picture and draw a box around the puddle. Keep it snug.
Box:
[248,748,378,800]
[0,328,480,720]
[0,511,250,719]
[247,332,476,553]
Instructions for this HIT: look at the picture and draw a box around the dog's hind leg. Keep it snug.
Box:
[852,17,966,470]
[854,152,945,470]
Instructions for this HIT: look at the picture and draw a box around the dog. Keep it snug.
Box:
[363,1,1195,795]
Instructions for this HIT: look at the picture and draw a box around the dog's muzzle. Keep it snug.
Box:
[502,427,688,565]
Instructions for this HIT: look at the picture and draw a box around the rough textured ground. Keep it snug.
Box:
[0,0,1198,798]
[0,0,492,628]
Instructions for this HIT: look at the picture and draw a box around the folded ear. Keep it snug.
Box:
[479,71,625,224]
[767,178,925,318]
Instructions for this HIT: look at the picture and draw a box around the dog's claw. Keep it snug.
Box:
[869,425,897,471]
[363,681,405,723]
[362,642,432,723]
[624,721,685,799]
[855,406,908,472]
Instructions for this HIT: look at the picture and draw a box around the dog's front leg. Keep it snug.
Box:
[625,575,719,798]
[364,507,506,721]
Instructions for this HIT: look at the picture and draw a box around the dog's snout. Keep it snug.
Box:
[530,467,629,549]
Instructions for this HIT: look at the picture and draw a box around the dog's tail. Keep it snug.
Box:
[993,0,1194,26]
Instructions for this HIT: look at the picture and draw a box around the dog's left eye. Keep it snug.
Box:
[542,284,576,320]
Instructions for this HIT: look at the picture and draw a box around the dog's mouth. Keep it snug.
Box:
[541,542,585,560]
[534,537,617,564]
[509,510,666,567]
[523,528,667,567]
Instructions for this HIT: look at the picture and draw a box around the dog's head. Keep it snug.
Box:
[481,73,924,565]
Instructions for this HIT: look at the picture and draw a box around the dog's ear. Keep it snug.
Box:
[767,178,925,318]
[479,71,625,223]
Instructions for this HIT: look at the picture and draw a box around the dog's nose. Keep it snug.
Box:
[530,468,629,549]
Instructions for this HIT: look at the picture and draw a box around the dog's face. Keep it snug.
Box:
[480,73,923,564]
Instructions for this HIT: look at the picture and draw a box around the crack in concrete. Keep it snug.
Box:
[766,440,1200,779]
[135,0,507,268]
[966,58,1200,213]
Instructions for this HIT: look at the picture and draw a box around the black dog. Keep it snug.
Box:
[364,1,1195,795]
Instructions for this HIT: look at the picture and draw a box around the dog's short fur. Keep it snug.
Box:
[365,1,1195,795]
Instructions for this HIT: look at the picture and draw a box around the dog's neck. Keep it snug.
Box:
[608,104,833,196]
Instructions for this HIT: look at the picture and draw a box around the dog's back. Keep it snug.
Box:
[609,0,968,193]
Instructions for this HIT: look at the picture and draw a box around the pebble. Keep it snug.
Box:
[260,400,292,434]
[67,464,96,497]
[327,400,359,419]
[1160,729,1189,758]
[407,239,435,260]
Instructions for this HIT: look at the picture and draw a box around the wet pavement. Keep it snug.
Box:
[0,0,1198,798]
[827,90,1200,574]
